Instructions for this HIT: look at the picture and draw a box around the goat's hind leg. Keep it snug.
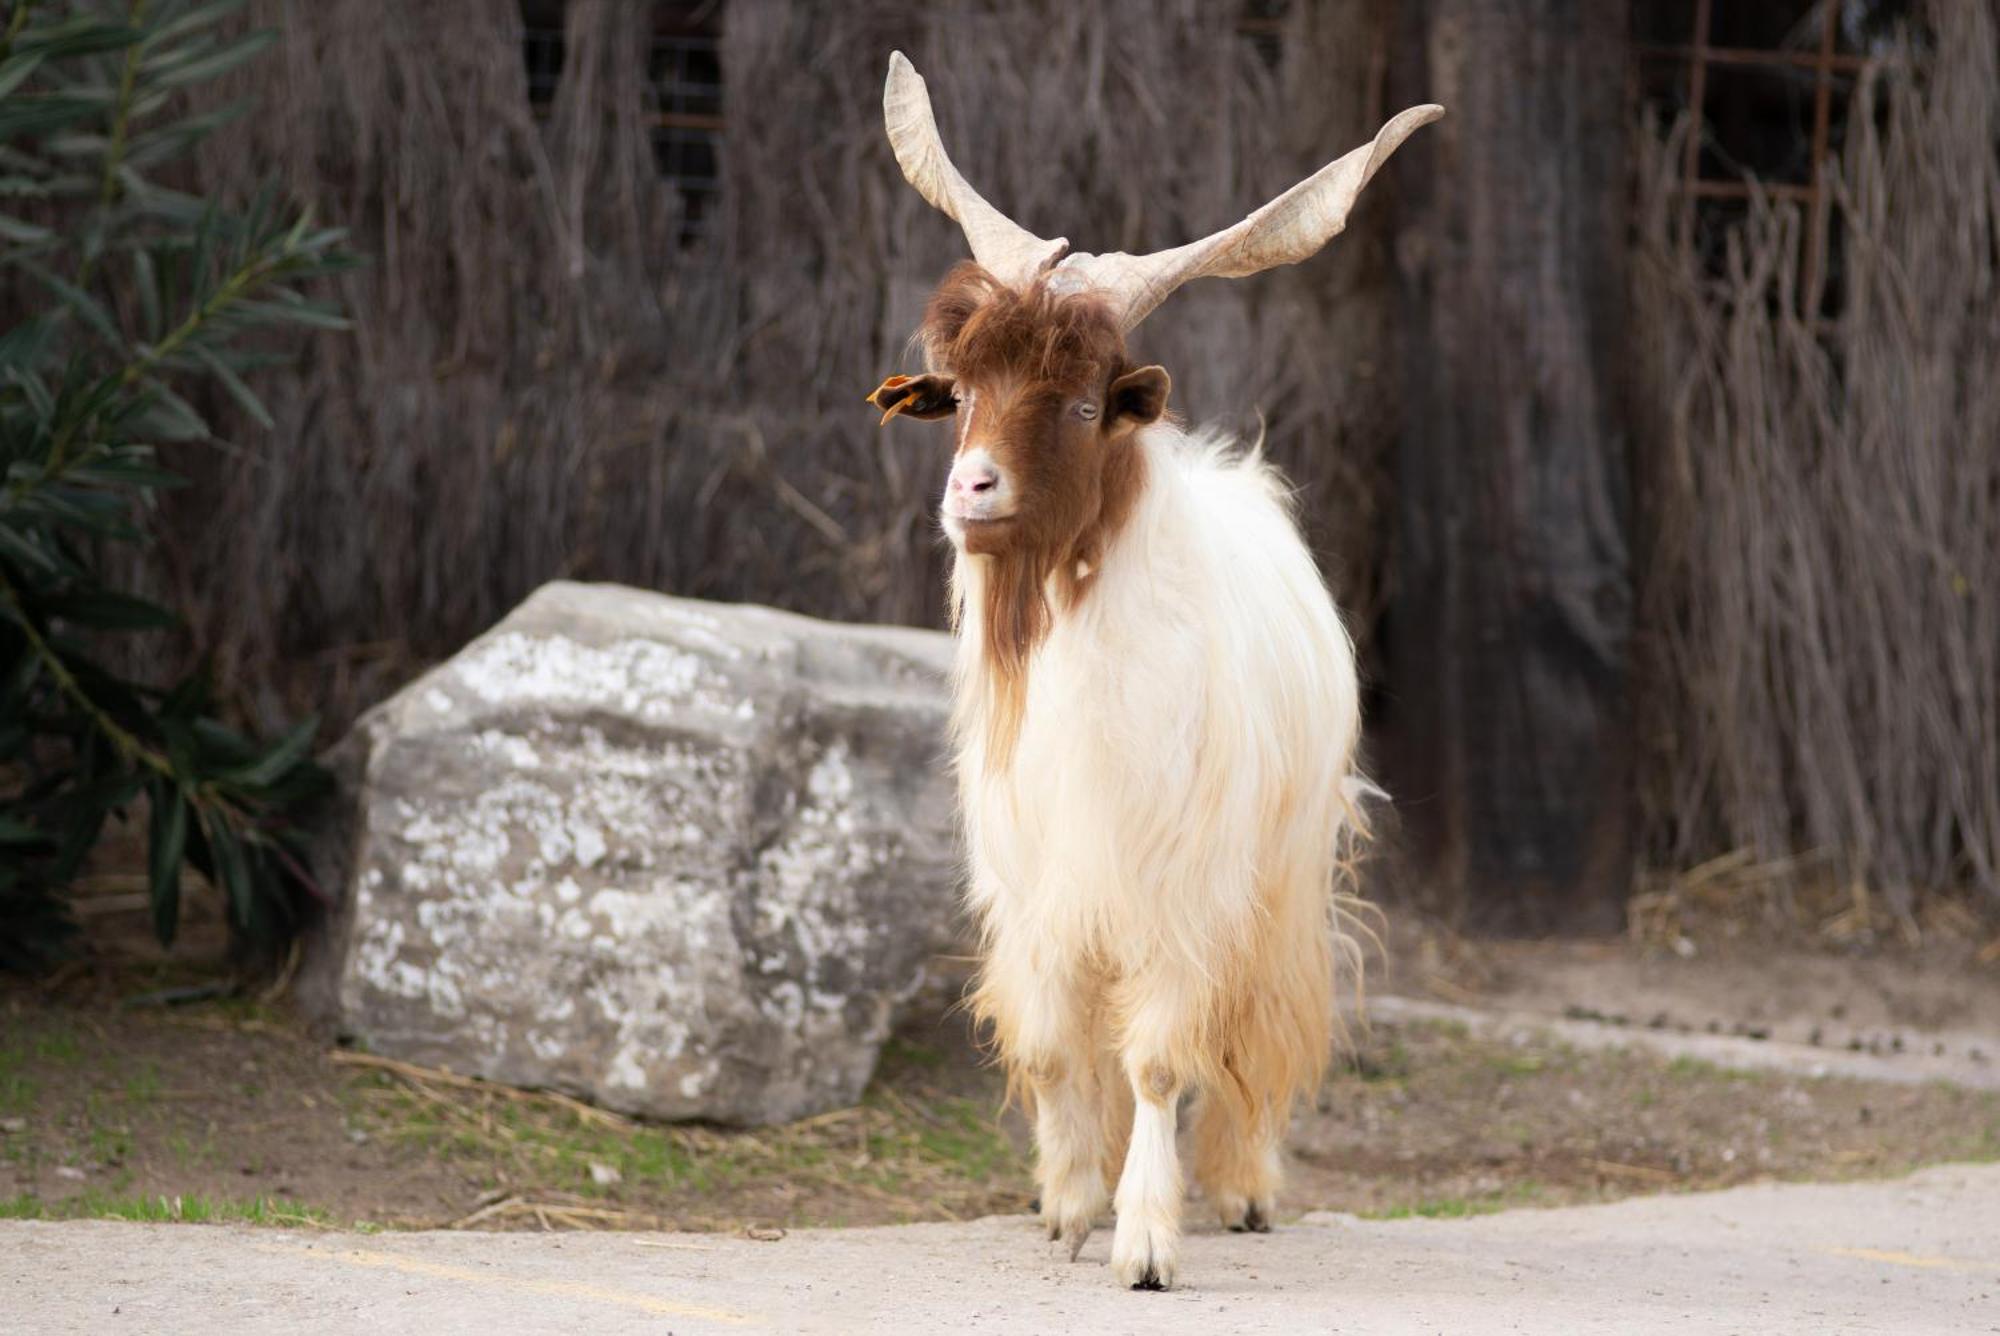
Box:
[1193,1077,1281,1233]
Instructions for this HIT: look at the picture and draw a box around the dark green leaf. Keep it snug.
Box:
[0,523,58,573]
[0,312,55,371]
[0,210,52,242]
[146,780,186,947]
[203,808,253,927]
[70,458,186,490]
[140,1,248,52]
[125,383,209,442]
[192,716,256,766]
[16,19,145,61]
[0,94,103,142]
[43,132,111,158]
[235,296,350,331]
[119,99,245,171]
[189,343,271,428]
[47,591,180,631]
[149,29,275,88]
[0,813,51,846]
[130,246,161,339]
[19,260,124,353]
[220,715,318,789]
[0,52,46,102]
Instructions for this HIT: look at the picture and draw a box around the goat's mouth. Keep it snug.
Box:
[943,506,1018,528]
[943,510,1019,549]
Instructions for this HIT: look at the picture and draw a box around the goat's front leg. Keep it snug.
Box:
[1111,1055,1184,1290]
[1109,969,1201,1291]
[1029,1051,1111,1259]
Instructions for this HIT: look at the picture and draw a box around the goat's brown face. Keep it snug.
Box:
[869,264,1170,562]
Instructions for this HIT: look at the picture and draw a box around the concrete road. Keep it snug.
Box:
[6,1164,1997,1334]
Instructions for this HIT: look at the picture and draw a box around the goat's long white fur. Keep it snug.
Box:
[951,423,1369,1288]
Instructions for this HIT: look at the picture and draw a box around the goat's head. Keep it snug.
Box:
[868,51,1442,560]
[868,263,1167,563]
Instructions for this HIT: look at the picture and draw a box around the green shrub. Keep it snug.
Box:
[0,0,353,969]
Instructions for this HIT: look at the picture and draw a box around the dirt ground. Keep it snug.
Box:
[4,916,1998,1233]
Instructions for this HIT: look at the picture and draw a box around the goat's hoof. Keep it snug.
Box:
[1111,1217,1178,1290]
[1028,1195,1041,1215]
[1045,1212,1092,1259]
[1228,1201,1271,1234]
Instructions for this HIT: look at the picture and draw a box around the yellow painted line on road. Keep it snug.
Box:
[256,1242,757,1325]
[1826,1247,1997,1275]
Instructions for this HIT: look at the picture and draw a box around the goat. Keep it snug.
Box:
[867,52,1441,1291]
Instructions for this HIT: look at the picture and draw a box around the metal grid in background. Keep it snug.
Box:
[1633,0,1888,318]
[520,3,723,245]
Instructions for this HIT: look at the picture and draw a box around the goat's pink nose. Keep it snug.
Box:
[951,465,998,495]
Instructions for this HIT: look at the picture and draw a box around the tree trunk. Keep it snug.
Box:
[1384,1,1634,933]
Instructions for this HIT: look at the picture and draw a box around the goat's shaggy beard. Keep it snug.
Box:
[952,543,1064,771]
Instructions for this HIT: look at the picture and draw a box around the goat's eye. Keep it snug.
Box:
[1074,401,1099,422]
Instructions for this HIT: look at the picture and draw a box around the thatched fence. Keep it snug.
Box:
[104,0,1999,921]
[1631,2,2000,919]
[158,0,1400,728]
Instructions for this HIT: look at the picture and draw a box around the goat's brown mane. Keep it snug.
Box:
[923,263,1148,767]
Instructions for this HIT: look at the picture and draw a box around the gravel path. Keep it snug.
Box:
[7,1163,1997,1334]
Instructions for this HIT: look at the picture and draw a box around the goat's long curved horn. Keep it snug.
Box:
[884,51,1068,288]
[1056,103,1446,329]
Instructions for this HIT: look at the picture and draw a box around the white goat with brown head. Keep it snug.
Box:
[868,52,1440,1291]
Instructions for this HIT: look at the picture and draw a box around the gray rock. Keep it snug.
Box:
[301,581,962,1126]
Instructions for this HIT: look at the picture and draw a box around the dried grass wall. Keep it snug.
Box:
[1631,2,2000,915]
[163,0,1401,730]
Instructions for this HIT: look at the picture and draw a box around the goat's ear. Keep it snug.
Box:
[1107,365,1171,435]
[867,373,957,424]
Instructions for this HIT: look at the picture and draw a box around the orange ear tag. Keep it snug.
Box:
[878,392,922,426]
[865,374,913,405]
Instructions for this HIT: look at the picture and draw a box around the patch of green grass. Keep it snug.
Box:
[0,1192,335,1226]
[1493,1053,1547,1077]
[0,1068,33,1114]
[0,1022,89,1113]
[161,1132,215,1170]
[1665,1055,1751,1082]
[1369,1181,1545,1221]
[87,1124,132,1166]
[122,1062,162,1108]
[899,1093,1016,1180]
[1348,1037,1413,1084]
[878,1036,946,1071]
[1374,1196,1500,1220]
[364,1079,716,1197]
[352,1053,1028,1225]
